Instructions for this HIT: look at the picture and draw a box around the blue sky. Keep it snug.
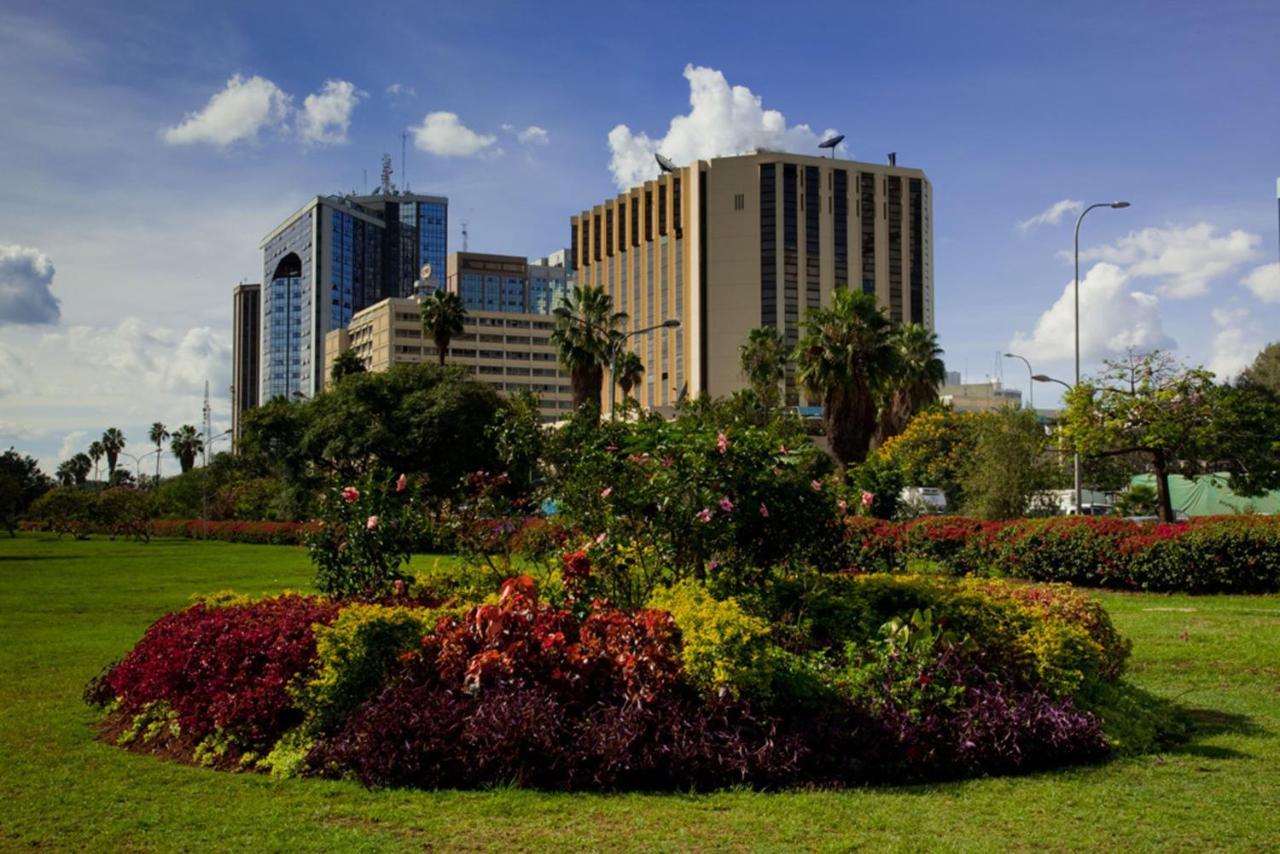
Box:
[2,0,1278,474]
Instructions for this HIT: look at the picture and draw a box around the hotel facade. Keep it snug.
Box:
[571,151,932,413]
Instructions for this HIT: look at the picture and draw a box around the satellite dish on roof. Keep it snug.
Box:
[818,135,845,158]
[655,153,677,173]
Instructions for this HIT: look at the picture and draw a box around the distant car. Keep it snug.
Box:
[900,486,947,514]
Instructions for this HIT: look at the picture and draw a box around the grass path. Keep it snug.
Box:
[1,534,1277,851]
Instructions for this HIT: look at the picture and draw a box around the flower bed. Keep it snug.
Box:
[89,563,1181,791]
[149,519,318,545]
[846,516,1280,593]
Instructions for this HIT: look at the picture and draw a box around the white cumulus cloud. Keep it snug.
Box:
[1207,306,1266,381]
[385,82,415,97]
[163,74,292,147]
[1241,262,1280,303]
[411,112,497,157]
[1009,262,1175,362]
[516,125,549,145]
[1074,223,1260,299]
[0,244,60,325]
[607,64,843,189]
[1016,199,1083,233]
[298,80,365,146]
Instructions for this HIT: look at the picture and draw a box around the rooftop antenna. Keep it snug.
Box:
[818,134,845,158]
[401,131,409,192]
[380,154,394,194]
[887,152,897,166]
[461,219,469,252]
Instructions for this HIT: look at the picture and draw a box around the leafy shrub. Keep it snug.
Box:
[149,519,316,545]
[307,470,426,599]
[28,487,99,538]
[96,487,155,542]
[295,603,450,734]
[104,595,339,747]
[649,580,778,700]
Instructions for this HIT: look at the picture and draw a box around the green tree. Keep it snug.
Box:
[100,428,126,478]
[1238,341,1280,396]
[148,422,169,484]
[1205,381,1280,497]
[300,363,503,491]
[960,407,1057,519]
[739,326,788,410]
[0,448,51,535]
[878,323,946,444]
[56,453,91,486]
[87,440,104,483]
[794,289,895,466]
[486,390,546,494]
[876,408,976,508]
[614,351,645,400]
[419,289,467,366]
[551,285,627,413]
[1060,352,1217,523]
[330,349,367,383]
[1113,483,1157,517]
[170,425,204,474]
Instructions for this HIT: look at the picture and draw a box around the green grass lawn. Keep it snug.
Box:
[1,534,1278,852]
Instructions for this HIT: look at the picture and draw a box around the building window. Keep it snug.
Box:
[834,169,848,289]
[759,165,776,326]
[909,177,924,326]
[782,163,798,405]
[860,172,876,295]
[888,175,903,323]
[805,165,820,310]
[734,193,745,211]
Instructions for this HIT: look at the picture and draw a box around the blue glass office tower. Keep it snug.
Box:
[258,189,448,400]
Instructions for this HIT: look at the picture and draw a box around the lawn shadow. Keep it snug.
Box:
[0,555,85,562]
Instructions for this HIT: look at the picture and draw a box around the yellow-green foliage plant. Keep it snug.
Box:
[295,603,456,733]
[649,580,778,699]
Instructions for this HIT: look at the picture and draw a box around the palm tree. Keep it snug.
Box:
[68,453,92,485]
[739,326,788,409]
[148,422,169,484]
[55,460,76,487]
[330,349,366,382]
[87,440,104,483]
[419,290,467,366]
[551,285,628,412]
[615,351,645,400]
[794,289,895,467]
[100,428,126,478]
[170,425,203,474]
[877,324,946,444]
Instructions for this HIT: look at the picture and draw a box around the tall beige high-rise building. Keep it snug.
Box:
[571,151,932,413]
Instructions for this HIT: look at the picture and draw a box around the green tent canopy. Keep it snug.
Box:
[1130,473,1280,517]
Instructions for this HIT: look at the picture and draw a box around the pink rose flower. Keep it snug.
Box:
[366,515,379,530]
[707,559,720,572]
[594,532,608,545]
[837,499,848,514]
[717,431,730,455]
[601,487,613,498]
[696,508,714,523]
[393,579,406,596]
[861,490,875,508]
[719,495,734,513]
[396,474,408,493]
[811,480,823,492]
[341,486,360,503]
[759,502,770,519]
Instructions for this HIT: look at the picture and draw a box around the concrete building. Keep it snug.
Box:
[230,283,261,445]
[258,168,448,401]
[447,251,569,315]
[571,150,933,414]
[322,296,573,422]
[939,380,1022,413]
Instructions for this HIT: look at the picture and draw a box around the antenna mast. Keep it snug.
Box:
[202,381,212,469]
[380,154,393,194]
[461,219,469,252]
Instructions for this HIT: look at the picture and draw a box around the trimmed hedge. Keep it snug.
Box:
[150,519,317,545]
[843,515,1280,593]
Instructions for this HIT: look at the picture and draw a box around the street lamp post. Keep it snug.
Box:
[1073,201,1130,515]
[608,319,681,418]
[1003,352,1034,410]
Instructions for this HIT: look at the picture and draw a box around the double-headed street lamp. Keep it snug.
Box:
[608,319,681,418]
[1069,201,1130,514]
